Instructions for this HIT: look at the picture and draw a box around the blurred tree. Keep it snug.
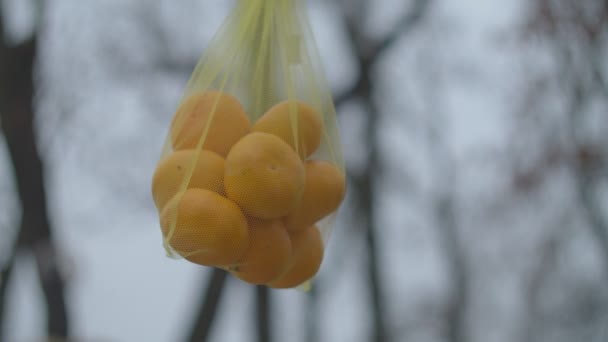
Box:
[256,285,271,342]
[517,0,608,269]
[421,69,468,342]
[331,1,437,341]
[0,1,70,341]
[511,0,608,340]
[185,270,272,342]
[186,269,227,342]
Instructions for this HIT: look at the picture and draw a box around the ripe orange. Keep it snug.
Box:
[284,160,346,232]
[160,188,249,266]
[224,132,305,219]
[151,149,225,211]
[252,100,323,159]
[268,225,324,289]
[230,218,292,285]
[170,91,251,156]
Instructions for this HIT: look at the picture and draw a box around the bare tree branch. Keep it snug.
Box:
[519,0,608,273]
[577,176,608,278]
[425,79,468,342]
[256,286,271,342]
[305,285,319,342]
[137,3,198,77]
[0,254,15,341]
[333,82,359,109]
[0,1,5,48]
[521,226,562,342]
[332,2,435,342]
[435,194,467,342]
[513,4,608,341]
[33,243,69,339]
[590,43,608,103]
[186,269,228,342]
[0,8,70,335]
[562,29,608,280]
[334,0,433,108]
[368,0,431,62]
[0,6,9,336]
[356,97,388,342]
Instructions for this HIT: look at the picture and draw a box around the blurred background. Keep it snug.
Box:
[1,0,608,341]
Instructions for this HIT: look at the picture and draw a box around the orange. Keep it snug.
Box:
[224,132,305,219]
[170,91,251,156]
[284,160,346,232]
[268,225,324,289]
[160,188,249,266]
[230,218,292,285]
[252,100,323,159]
[151,149,225,211]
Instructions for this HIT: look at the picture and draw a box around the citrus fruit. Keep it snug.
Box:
[160,188,249,266]
[268,225,324,289]
[252,100,322,159]
[224,132,305,219]
[151,149,225,211]
[170,91,251,156]
[284,160,346,232]
[230,218,292,284]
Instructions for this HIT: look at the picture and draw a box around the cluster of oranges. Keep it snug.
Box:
[151,91,345,288]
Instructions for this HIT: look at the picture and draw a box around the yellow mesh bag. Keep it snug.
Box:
[151,0,345,289]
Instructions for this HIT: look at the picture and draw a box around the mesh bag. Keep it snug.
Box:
[151,0,345,289]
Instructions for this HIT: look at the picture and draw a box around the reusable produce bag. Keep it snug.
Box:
[151,0,345,289]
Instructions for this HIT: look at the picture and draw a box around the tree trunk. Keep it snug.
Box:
[361,94,388,342]
[435,195,467,342]
[305,285,319,342]
[186,268,228,342]
[256,285,271,342]
[0,34,70,340]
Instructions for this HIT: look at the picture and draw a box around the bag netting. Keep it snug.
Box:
[151,0,345,289]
